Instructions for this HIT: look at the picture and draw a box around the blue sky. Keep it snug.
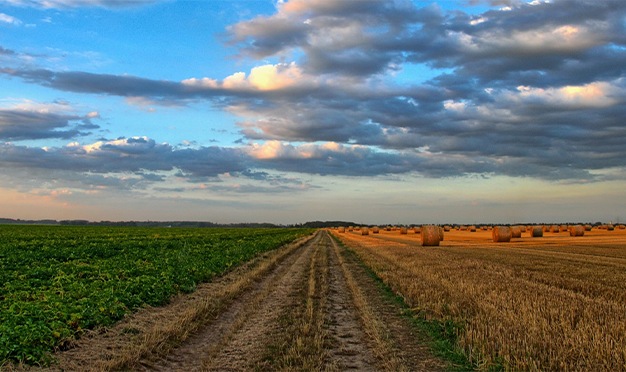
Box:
[1,0,625,224]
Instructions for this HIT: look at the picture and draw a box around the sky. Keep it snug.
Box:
[0,0,625,224]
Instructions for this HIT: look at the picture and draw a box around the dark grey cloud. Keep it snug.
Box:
[0,108,97,141]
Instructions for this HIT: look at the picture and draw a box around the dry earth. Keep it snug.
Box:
[13,230,446,372]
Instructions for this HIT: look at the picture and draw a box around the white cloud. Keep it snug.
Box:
[0,13,22,25]
[512,82,621,108]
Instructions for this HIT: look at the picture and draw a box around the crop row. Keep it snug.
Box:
[0,225,313,365]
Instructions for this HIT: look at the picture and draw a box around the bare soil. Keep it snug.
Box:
[16,231,446,372]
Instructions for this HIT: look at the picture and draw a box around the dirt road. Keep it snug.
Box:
[38,231,445,372]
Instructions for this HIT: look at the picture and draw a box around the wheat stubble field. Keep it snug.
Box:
[331,227,626,371]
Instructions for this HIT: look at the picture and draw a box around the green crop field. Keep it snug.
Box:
[0,225,314,365]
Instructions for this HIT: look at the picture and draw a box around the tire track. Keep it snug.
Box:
[135,231,323,372]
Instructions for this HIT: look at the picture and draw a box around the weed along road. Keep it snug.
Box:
[41,230,445,372]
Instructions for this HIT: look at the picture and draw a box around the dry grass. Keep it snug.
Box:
[332,229,626,371]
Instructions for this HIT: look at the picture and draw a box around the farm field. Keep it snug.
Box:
[0,225,314,366]
[3,225,626,372]
[331,227,626,371]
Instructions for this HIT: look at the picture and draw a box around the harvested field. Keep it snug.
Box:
[332,228,626,371]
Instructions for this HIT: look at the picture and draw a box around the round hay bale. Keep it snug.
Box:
[569,225,584,237]
[414,227,421,234]
[519,226,526,233]
[482,226,488,231]
[492,226,512,242]
[531,227,543,237]
[338,227,345,233]
[460,226,467,231]
[421,225,440,246]
[560,225,568,232]
[372,227,379,234]
[511,226,521,238]
[551,225,560,233]
[584,225,592,231]
[400,227,408,234]
[607,225,615,231]
[361,227,369,235]
[469,226,476,232]
[444,225,451,232]
[543,226,550,232]
[348,226,354,231]
[619,225,625,229]
[386,226,391,231]
[438,227,444,241]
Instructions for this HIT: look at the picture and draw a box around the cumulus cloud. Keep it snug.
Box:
[1,0,626,186]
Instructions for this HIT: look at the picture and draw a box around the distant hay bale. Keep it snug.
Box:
[444,225,451,232]
[421,225,440,246]
[361,227,369,235]
[460,226,467,231]
[607,225,615,231]
[439,227,444,241]
[519,226,526,233]
[338,227,345,233]
[414,227,421,234]
[559,225,567,232]
[469,226,477,232]
[482,226,488,231]
[569,225,584,237]
[551,225,560,233]
[492,226,512,242]
[543,226,550,232]
[348,226,354,231]
[511,226,522,238]
[584,225,592,231]
[372,227,379,233]
[400,227,408,234]
[619,225,625,229]
[386,226,392,231]
[488,226,492,230]
[531,227,544,237]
